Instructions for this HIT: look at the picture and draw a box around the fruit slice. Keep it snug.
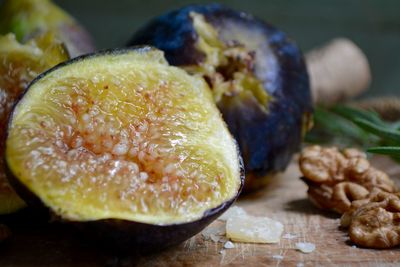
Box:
[129,4,313,192]
[0,0,95,57]
[0,32,69,215]
[5,47,243,250]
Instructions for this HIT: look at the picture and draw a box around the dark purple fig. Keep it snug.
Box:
[129,4,313,192]
[5,47,243,251]
[0,32,69,215]
[0,0,95,58]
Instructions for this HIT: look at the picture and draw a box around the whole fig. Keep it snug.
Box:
[129,4,313,192]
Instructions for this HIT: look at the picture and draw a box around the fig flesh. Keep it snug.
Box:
[0,0,96,58]
[129,4,313,192]
[5,47,243,250]
[0,32,69,215]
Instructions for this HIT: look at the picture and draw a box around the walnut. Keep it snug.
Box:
[342,148,367,159]
[0,224,11,243]
[340,189,400,248]
[299,145,396,214]
[299,146,347,183]
[331,182,369,214]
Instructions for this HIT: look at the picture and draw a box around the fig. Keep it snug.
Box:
[129,4,313,192]
[5,47,243,250]
[0,32,69,215]
[0,0,95,58]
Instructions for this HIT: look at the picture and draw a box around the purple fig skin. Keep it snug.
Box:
[5,147,244,252]
[129,4,313,192]
[4,47,245,253]
[6,163,242,253]
[75,199,235,253]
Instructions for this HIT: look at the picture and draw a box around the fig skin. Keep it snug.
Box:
[6,163,243,253]
[5,47,244,252]
[74,199,235,253]
[129,4,313,192]
[0,0,95,58]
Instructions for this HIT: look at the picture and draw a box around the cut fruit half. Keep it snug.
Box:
[0,32,69,215]
[0,0,96,57]
[5,47,243,250]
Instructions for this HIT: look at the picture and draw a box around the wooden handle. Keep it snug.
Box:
[306,38,371,105]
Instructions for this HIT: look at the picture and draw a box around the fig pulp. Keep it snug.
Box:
[129,4,313,192]
[0,32,69,215]
[0,0,95,58]
[5,48,242,250]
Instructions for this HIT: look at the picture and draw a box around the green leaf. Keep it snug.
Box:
[367,146,400,157]
[391,121,400,130]
[309,104,400,163]
[353,118,400,144]
[305,106,376,147]
[368,145,400,162]
[307,104,400,163]
[333,105,386,127]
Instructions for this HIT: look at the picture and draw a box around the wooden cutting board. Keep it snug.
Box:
[1,155,399,267]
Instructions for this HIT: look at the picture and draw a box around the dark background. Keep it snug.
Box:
[9,0,400,97]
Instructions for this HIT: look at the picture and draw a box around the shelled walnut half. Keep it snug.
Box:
[340,188,400,249]
[299,145,396,214]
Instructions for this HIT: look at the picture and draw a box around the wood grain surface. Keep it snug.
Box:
[1,155,399,267]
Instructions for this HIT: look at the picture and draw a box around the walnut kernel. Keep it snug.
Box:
[342,189,400,248]
[299,145,396,214]
[331,182,369,214]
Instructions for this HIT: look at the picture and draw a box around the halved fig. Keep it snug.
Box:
[0,32,69,215]
[5,47,243,250]
[129,4,313,192]
[0,0,95,58]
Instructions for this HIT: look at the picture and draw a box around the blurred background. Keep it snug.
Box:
[49,1,399,98]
